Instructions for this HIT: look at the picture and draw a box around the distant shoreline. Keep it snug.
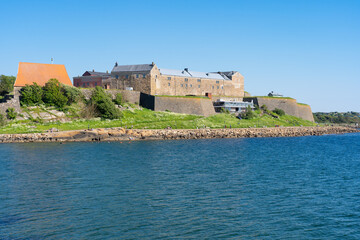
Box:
[0,126,358,144]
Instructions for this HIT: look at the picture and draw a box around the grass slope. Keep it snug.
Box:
[0,108,316,134]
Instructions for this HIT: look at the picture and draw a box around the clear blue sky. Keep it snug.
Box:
[1,0,359,112]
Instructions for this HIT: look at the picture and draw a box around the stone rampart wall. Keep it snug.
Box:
[244,97,314,122]
[80,89,140,104]
[154,97,216,117]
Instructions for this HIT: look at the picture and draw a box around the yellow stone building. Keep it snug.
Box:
[103,62,244,98]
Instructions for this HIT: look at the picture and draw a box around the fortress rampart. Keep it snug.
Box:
[244,97,314,122]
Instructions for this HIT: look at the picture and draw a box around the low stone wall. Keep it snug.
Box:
[0,126,358,143]
[244,97,314,122]
[0,88,21,115]
[154,97,216,117]
[80,89,140,104]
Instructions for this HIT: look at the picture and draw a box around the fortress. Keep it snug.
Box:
[75,62,244,99]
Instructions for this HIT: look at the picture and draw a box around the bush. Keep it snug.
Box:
[63,85,83,104]
[20,83,43,106]
[0,113,5,126]
[42,79,68,109]
[240,106,255,119]
[0,75,16,96]
[273,108,285,116]
[260,104,268,111]
[220,108,230,114]
[6,108,17,120]
[90,87,122,119]
[113,93,123,105]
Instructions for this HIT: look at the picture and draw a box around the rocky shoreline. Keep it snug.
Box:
[0,126,359,143]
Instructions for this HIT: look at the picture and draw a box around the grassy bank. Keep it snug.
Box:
[0,108,316,134]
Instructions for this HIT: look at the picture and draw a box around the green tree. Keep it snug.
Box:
[273,108,285,116]
[62,85,83,104]
[90,86,121,119]
[6,108,17,120]
[241,106,255,119]
[113,93,123,105]
[20,83,43,106]
[42,79,68,109]
[0,75,16,95]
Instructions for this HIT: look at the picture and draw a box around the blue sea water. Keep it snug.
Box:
[0,133,360,239]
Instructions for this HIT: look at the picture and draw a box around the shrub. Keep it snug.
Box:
[273,108,285,116]
[0,113,5,126]
[0,75,16,95]
[42,79,68,109]
[113,93,123,105]
[90,87,121,119]
[20,83,43,106]
[261,104,268,111]
[63,85,83,104]
[220,108,230,114]
[240,106,255,119]
[6,108,17,120]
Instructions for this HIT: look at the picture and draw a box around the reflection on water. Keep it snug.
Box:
[1,133,360,239]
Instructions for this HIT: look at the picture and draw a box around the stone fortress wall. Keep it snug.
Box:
[243,97,314,122]
[139,93,215,117]
[80,89,140,104]
[0,87,21,115]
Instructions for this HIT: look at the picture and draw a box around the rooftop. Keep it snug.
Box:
[14,62,72,87]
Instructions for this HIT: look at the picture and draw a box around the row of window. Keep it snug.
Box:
[115,74,147,79]
[172,83,223,89]
[166,77,220,84]
[75,82,97,87]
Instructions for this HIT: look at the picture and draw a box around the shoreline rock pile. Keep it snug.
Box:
[0,126,358,143]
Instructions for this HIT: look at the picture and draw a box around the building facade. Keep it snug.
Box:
[73,70,111,88]
[103,62,245,98]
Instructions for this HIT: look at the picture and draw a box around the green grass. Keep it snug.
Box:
[244,96,295,100]
[297,103,309,106]
[0,108,317,134]
[156,95,209,99]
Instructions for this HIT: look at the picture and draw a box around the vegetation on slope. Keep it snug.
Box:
[313,112,360,124]
[0,106,316,134]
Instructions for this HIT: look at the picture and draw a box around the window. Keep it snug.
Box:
[221,86,223,89]
[136,74,139,78]
[197,79,201,82]
[198,85,200,88]
[143,74,146,78]
[185,84,188,87]
[190,84,192,88]
[212,86,214,89]
[185,78,188,82]
[95,82,97,86]
[155,75,157,79]
[181,84,183,87]
[167,77,171,80]
[216,81,219,84]
[83,83,85,87]
[217,86,219,89]
[87,82,90,86]
[168,83,170,86]
[126,75,128,79]
[116,75,119,79]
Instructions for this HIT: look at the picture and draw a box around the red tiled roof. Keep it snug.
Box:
[14,62,72,87]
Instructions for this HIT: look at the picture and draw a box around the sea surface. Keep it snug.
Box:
[1,133,360,239]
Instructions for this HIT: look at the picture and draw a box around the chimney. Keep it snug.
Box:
[151,62,155,66]
[106,70,108,73]
[115,62,118,67]
[184,68,189,72]
[92,69,95,72]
